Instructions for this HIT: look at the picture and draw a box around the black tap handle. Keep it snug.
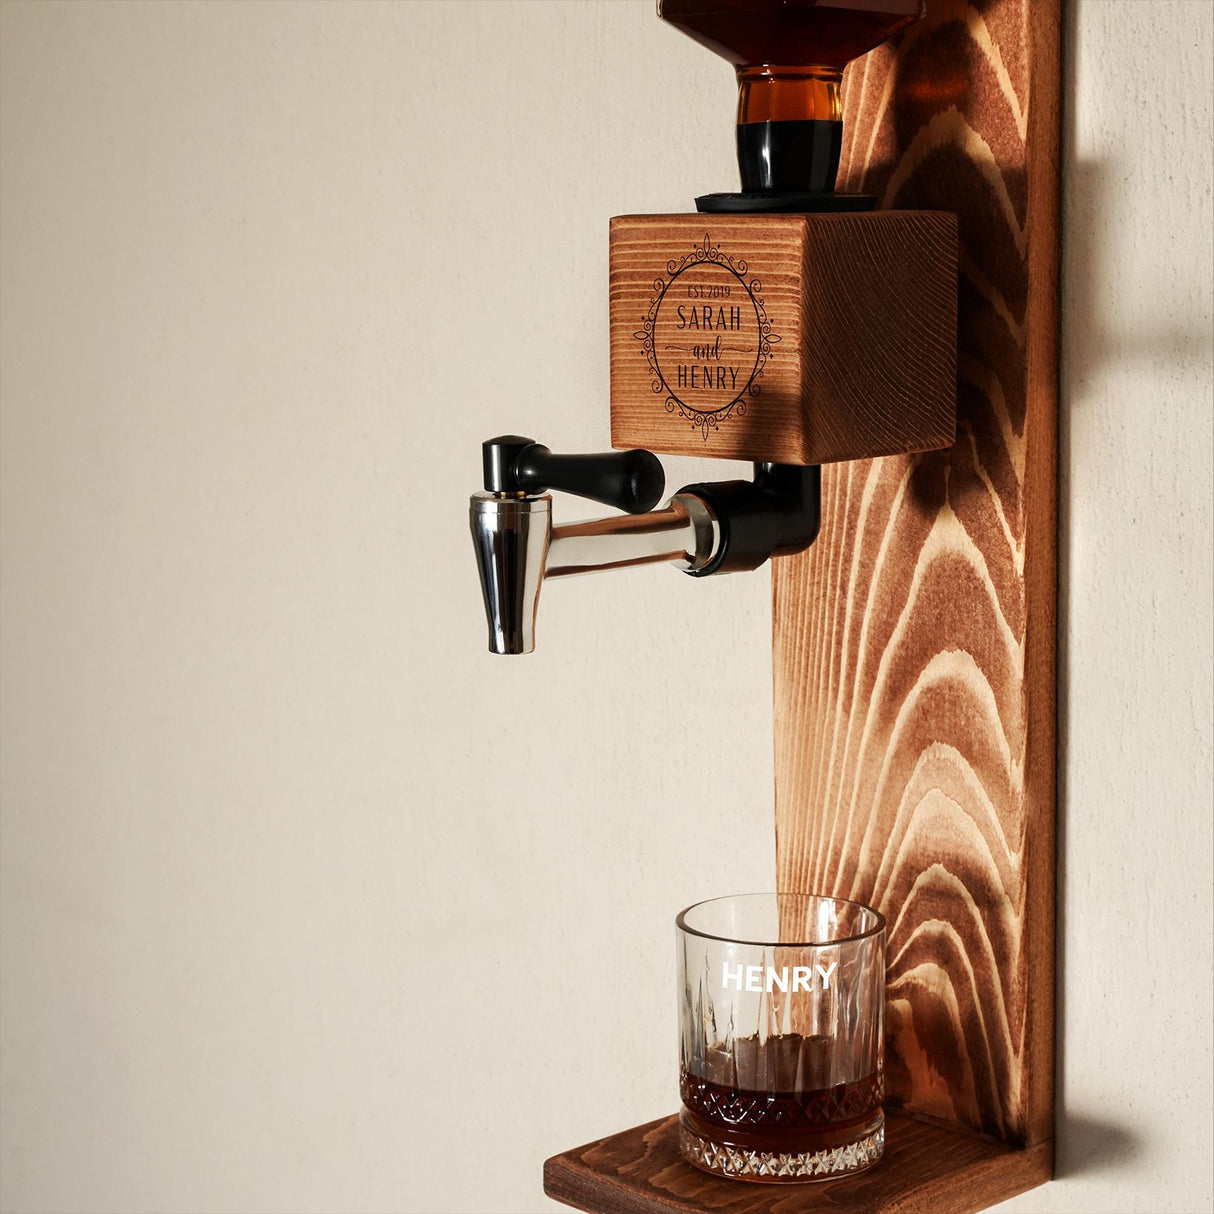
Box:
[482,435,664,514]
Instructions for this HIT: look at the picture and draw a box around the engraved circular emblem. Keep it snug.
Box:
[634,234,779,440]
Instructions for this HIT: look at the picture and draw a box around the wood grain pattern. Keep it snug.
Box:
[609,212,957,465]
[772,0,1059,1151]
[544,1111,1051,1214]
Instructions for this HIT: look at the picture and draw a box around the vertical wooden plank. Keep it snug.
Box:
[772,0,1060,1150]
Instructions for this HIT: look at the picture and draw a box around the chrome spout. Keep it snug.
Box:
[469,491,718,655]
[469,493,551,655]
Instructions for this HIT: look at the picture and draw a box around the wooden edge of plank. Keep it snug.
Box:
[543,1112,1052,1214]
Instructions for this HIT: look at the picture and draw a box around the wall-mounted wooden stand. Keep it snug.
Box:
[545,0,1059,1208]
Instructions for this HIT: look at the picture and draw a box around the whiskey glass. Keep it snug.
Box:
[677,893,886,1182]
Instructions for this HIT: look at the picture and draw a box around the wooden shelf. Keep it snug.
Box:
[544,1111,1051,1214]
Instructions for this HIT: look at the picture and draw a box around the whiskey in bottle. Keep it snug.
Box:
[658,0,924,194]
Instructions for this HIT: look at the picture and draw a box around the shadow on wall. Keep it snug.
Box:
[1063,156,1213,369]
[1054,1114,1144,1180]
[1053,0,1201,1187]
[1061,0,1211,379]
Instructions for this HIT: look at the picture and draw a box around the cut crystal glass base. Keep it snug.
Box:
[678,1113,884,1183]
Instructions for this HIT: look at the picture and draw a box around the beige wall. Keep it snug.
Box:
[1,3,1210,1213]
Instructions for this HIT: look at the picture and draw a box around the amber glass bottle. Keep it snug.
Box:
[658,0,924,194]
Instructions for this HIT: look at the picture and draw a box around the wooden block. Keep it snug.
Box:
[609,212,957,465]
[771,0,1059,1155]
[543,1111,1052,1214]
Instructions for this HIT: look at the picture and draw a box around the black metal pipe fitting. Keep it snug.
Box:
[678,463,821,576]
